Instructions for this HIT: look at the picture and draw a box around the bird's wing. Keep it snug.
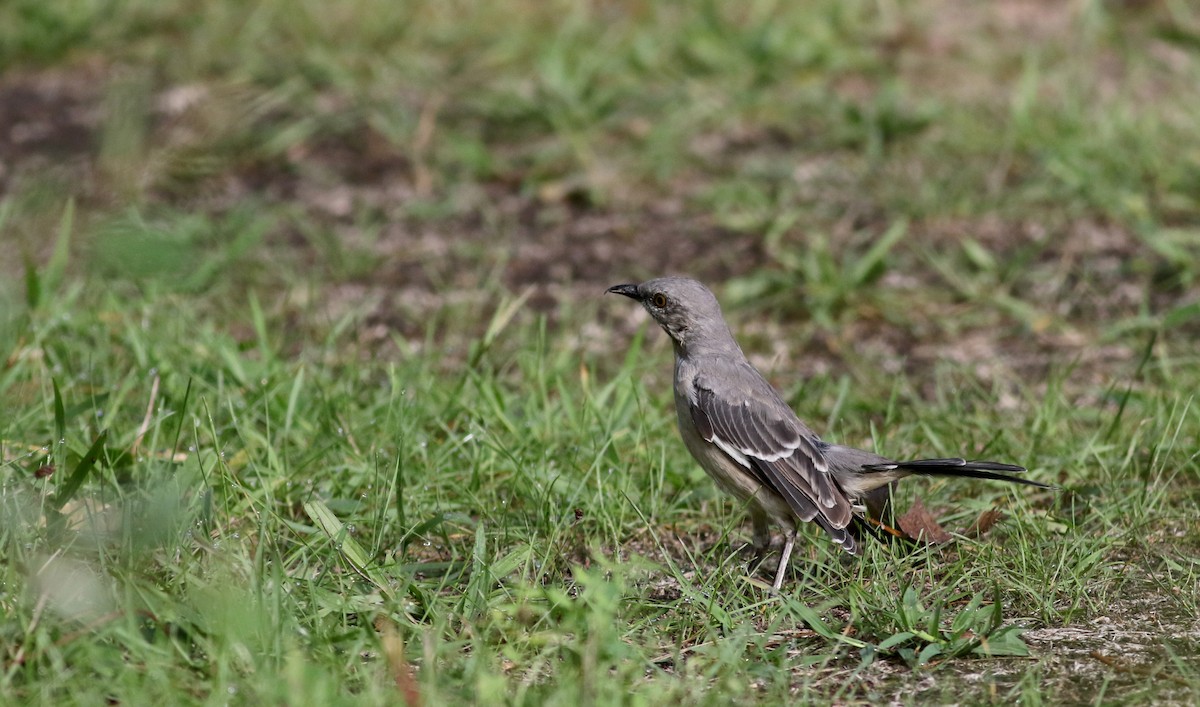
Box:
[688,369,854,530]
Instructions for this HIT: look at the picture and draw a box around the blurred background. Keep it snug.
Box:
[2,0,1197,386]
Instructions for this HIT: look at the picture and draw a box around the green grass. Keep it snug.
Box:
[3,0,1200,704]
[3,227,1198,703]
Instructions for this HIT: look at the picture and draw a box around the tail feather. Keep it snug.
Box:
[864,457,1054,489]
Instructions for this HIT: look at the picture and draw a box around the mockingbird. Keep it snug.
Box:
[607,276,1050,592]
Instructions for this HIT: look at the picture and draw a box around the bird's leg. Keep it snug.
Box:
[751,508,772,555]
[743,508,774,575]
[771,528,797,594]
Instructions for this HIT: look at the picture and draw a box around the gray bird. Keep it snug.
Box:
[607,276,1050,593]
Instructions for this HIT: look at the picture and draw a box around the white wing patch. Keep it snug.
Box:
[710,434,753,470]
[709,431,814,467]
[747,440,804,464]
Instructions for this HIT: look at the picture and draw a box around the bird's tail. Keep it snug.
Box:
[863,458,1053,489]
[848,458,1052,550]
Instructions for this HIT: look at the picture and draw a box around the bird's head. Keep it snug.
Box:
[606,277,736,354]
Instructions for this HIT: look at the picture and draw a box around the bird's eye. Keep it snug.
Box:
[651,293,668,308]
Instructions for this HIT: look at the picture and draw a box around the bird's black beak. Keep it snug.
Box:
[605,283,640,300]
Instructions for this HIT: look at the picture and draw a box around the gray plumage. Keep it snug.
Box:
[607,276,1049,592]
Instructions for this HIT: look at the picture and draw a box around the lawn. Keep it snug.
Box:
[2,0,1199,703]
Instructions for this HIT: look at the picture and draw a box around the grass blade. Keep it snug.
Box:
[52,429,109,509]
[42,199,74,304]
[304,499,394,600]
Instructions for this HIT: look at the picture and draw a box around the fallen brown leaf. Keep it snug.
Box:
[897,499,953,544]
[963,508,1004,539]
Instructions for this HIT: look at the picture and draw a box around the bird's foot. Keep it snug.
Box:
[740,539,784,583]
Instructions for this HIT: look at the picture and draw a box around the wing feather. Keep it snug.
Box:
[691,370,853,530]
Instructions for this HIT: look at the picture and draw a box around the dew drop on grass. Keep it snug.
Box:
[95,409,104,418]
[346,525,356,534]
